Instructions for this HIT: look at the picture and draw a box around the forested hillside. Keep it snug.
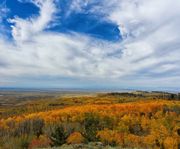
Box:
[0,92,179,149]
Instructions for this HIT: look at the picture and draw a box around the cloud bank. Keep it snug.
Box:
[0,0,180,88]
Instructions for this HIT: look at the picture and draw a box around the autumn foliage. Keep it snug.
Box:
[0,96,179,149]
[29,136,51,149]
[66,132,84,144]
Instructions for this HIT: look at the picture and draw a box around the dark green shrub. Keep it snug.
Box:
[129,124,143,136]
[101,116,114,129]
[20,138,30,149]
[50,125,67,146]
[83,113,102,142]
[32,118,44,138]
[15,120,31,136]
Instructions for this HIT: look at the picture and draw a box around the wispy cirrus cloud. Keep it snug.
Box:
[0,1,9,36]
[8,0,57,42]
[0,1,9,20]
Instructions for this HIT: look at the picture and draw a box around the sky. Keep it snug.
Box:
[0,0,180,90]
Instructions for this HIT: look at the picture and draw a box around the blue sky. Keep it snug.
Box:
[3,0,120,41]
[0,0,180,90]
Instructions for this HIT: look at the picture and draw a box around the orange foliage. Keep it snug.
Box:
[97,129,124,146]
[66,132,84,144]
[125,134,142,147]
[143,135,156,147]
[163,136,178,149]
[2,101,169,124]
[0,100,179,149]
[29,135,51,149]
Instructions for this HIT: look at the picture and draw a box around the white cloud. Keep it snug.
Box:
[1,0,180,88]
[0,32,120,78]
[9,0,57,42]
